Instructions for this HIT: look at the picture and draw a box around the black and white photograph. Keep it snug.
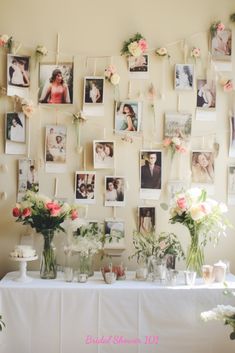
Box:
[140,150,162,200]
[128,54,149,72]
[175,64,194,91]
[7,55,30,98]
[191,151,215,184]
[105,176,125,207]
[83,76,104,104]
[138,207,155,235]
[18,159,39,201]
[197,79,216,109]
[75,172,96,204]
[115,101,142,132]
[6,112,26,143]
[164,112,192,139]
[38,63,73,104]
[229,115,235,158]
[45,125,67,164]
[93,140,115,169]
[211,29,232,61]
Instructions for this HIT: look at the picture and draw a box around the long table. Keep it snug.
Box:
[0,271,235,353]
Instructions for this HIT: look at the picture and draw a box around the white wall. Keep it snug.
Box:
[0,0,235,277]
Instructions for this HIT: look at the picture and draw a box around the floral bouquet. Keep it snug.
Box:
[121,33,148,57]
[191,47,201,59]
[105,65,120,86]
[210,21,225,36]
[0,34,13,50]
[12,191,79,279]
[129,230,184,266]
[169,188,229,275]
[0,315,5,331]
[201,301,235,340]
[163,137,187,159]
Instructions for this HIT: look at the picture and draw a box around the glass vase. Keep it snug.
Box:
[40,229,57,279]
[78,254,94,277]
[186,226,204,276]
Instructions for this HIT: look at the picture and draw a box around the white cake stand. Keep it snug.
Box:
[10,256,38,283]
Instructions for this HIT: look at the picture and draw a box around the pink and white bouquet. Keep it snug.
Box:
[201,302,235,340]
[191,47,201,58]
[12,191,79,235]
[163,137,187,159]
[121,33,148,57]
[0,34,12,49]
[210,21,225,36]
[21,98,35,118]
[104,65,120,86]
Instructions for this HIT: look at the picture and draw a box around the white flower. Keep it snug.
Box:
[0,34,9,43]
[36,45,48,56]
[128,41,142,57]
[156,47,168,56]
[188,204,206,221]
[201,310,218,322]
[172,137,181,146]
[110,73,120,85]
[219,203,228,213]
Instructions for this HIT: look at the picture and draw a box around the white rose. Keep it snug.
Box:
[1,34,9,43]
[128,41,142,57]
[156,47,168,56]
[189,205,205,221]
[110,73,120,85]
[172,137,181,146]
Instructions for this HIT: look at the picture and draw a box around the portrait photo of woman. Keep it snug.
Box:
[211,29,232,60]
[8,55,30,88]
[175,64,194,91]
[197,79,216,109]
[191,151,214,184]
[93,140,115,169]
[6,112,26,143]
[115,101,142,133]
[39,63,73,104]
[138,207,155,235]
[84,77,104,104]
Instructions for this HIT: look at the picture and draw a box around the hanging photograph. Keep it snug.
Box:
[7,54,30,98]
[93,140,115,169]
[128,54,149,79]
[140,150,162,200]
[191,151,215,185]
[138,207,155,235]
[18,159,39,201]
[211,29,232,61]
[229,115,235,158]
[6,112,26,143]
[196,79,216,121]
[83,77,104,104]
[115,101,142,133]
[75,172,96,204]
[38,63,73,104]
[175,64,194,91]
[228,165,235,205]
[105,176,125,207]
[164,112,192,140]
[104,219,125,240]
[45,125,67,173]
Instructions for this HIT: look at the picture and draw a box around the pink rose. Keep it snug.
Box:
[224,80,233,92]
[71,209,78,220]
[46,202,60,210]
[138,39,148,53]
[177,197,187,210]
[12,207,21,217]
[163,138,172,147]
[22,208,31,218]
[50,208,61,217]
[217,22,225,32]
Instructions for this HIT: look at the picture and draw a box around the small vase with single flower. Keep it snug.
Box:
[78,253,94,277]
[186,224,204,276]
[40,229,57,279]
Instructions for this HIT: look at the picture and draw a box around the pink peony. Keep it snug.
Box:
[163,138,172,147]
[71,209,78,220]
[177,197,187,210]
[22,208,31,218]
[224,80,233,92]
[12,207,21,217]
[217,22,225,32]
[138,39,148,53]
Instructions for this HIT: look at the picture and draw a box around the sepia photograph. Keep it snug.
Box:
[84,76,104,104]
[175,64,194,91]
[45,125,67,164]
[18,159,39,201]
[211,29,232,61]
[105,176,125,207]
[6,112,26,143]
[128,54,149,72]
[39,63,73,104]
[75,172,96,204]
[191,151,214,184]
[93,140,115,169]
[138,207,155,235]
[115,101,142,132]
[197,79,216,109]
[164,112,192,139]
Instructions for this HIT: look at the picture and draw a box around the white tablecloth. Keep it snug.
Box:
[0,271,235,353]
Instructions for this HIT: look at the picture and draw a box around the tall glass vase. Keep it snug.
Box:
[40,229,57,279]
[186,225,204,276]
